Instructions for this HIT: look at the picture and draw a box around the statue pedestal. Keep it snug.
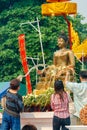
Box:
[0,111,84,130]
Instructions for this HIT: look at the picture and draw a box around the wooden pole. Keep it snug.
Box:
[63,15,72,49]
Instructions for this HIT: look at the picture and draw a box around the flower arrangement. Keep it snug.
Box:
[23,88,54,112]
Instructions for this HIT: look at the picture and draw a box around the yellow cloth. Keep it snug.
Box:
[72,39,87,60]
[42,2,77,16]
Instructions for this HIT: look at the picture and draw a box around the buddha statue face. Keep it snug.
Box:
[57,37,67,49]
[57,32,68,49]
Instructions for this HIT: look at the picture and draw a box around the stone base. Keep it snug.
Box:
[21,112,53,130]
[0,112,84,130]
[20,112,82,130]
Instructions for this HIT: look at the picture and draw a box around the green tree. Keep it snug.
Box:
[0,1,87,89]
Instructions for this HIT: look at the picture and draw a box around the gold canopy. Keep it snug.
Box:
[42,2,77,16]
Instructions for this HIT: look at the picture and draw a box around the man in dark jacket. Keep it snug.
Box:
[1,78,24,130]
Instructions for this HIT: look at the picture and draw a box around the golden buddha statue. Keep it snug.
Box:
[36,32,75,90]
[53,32,75,81]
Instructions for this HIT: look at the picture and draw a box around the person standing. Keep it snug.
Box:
[65,70,87,118]
[1,78,24,130]
[51,80,70,130]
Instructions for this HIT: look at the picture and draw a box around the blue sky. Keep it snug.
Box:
[72,0,87,23]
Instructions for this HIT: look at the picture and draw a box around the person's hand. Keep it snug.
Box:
[66,71,70,76]
[17,75,23,81]
[37,70,42,75]
[67,65,75,75]
[64,71,70,83]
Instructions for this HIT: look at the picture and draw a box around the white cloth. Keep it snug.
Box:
[66,81,87,118]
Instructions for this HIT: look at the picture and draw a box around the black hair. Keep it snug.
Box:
[22,125,37,130]
[54,80,66,101]
[10,78,20,90]
[79,70,87,79]
[58,32,68,43]
[54,80,64,91]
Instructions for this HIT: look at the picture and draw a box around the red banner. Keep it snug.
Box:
[18,34,32,94]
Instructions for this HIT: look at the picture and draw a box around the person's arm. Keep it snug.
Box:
[65,71,70,82]
[1,95,6,109]
[65,71,74,91]
[67,92,73,103]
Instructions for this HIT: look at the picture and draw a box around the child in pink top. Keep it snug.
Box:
[51,80,70,130]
